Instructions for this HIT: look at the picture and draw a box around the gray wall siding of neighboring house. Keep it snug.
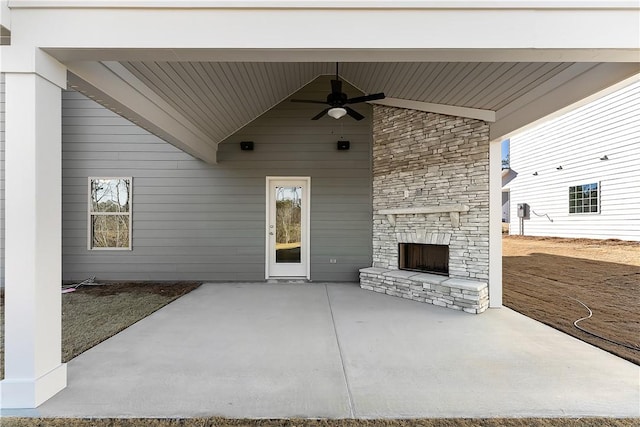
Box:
[1,74,4,286]
[508,80,640,241]
[62,76,373,282]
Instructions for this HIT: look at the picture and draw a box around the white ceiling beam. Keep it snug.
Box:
[66,61,218,164]
[9,6,639,57]
[371,98,496,122]
[490,63,640,140]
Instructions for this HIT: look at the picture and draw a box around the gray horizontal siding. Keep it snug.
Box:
[0,74,4,286]
[508,80,640,240]
[62,76,372,282]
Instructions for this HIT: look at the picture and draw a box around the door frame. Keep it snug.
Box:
[265,176,311,280]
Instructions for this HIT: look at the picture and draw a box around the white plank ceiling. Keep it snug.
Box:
[118,61,583,145]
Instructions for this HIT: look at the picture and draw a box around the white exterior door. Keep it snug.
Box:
[266,177,310,279]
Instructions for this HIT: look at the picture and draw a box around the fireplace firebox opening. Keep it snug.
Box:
[398,243,449,276]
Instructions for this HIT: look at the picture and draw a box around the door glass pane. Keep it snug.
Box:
[275,186,302,263]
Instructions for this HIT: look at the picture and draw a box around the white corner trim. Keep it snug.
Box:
[1,0,11,31]
[370,97,496,122]
[488,139,503,308]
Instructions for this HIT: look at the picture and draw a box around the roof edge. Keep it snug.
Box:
[8,0,640,10]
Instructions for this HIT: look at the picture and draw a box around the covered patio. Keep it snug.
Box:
[4,283,639,418]
[1,1,639,409]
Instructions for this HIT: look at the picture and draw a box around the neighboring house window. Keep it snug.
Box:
[569,182,599,214]
[89,177,132,249]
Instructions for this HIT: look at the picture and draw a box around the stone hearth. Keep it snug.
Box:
[360,267,489,314]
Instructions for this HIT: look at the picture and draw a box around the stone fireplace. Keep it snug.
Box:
[359,105,490,314]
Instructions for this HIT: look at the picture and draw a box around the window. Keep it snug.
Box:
[88,177,132,249]
[569,182,599,214]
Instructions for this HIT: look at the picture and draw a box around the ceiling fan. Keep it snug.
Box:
[291,63,385,121]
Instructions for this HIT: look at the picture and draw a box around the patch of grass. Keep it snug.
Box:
[0,282,201,380]
[2,418,639,427]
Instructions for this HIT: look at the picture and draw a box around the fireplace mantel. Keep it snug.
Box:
[378,204,470,227]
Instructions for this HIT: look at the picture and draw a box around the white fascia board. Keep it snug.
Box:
[8,1,640,9]
[9,8,640,52]
[66,61,218,164]
[371,97,496,122]
[42,48,640,64]
[490,63,640,140]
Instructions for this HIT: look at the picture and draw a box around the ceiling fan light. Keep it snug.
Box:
[328,107,347,119]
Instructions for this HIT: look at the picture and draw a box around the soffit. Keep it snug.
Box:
[117,61,582,144]
[119,62,335,143]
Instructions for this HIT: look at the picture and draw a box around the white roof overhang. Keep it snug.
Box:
[2,1,639,164]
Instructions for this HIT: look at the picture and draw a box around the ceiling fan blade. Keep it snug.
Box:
[344,106,365,121]
[346,92,386,104]
[311,108,330,120]
[330,79,342,94]
[291,99,328,104]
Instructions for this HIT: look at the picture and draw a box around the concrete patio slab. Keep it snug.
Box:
[328,284,639,418]
[3,282,638,418]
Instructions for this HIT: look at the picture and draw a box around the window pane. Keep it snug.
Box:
[569,182,599,214]
[91,215,130,248]
[91,178,130,213]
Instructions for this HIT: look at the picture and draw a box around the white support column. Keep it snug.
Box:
[488,138,503,308]
[0,70,67,408]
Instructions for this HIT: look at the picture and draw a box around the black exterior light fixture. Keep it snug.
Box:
[556,165,563,170]
[240,141,254,151]
[532,171,539,176]
[337,140,350,150]
[600,155,609,160]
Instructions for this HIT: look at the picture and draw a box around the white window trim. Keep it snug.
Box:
[87,176,133,250]
[568,180,600,215]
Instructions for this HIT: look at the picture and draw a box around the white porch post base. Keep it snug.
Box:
[0,364,67,408]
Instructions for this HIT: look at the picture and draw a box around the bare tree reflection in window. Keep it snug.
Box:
[275,186,302,263]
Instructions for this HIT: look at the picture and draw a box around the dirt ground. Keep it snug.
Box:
[502,235,640,365]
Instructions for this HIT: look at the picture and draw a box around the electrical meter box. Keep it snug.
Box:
[517,203,530,219]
